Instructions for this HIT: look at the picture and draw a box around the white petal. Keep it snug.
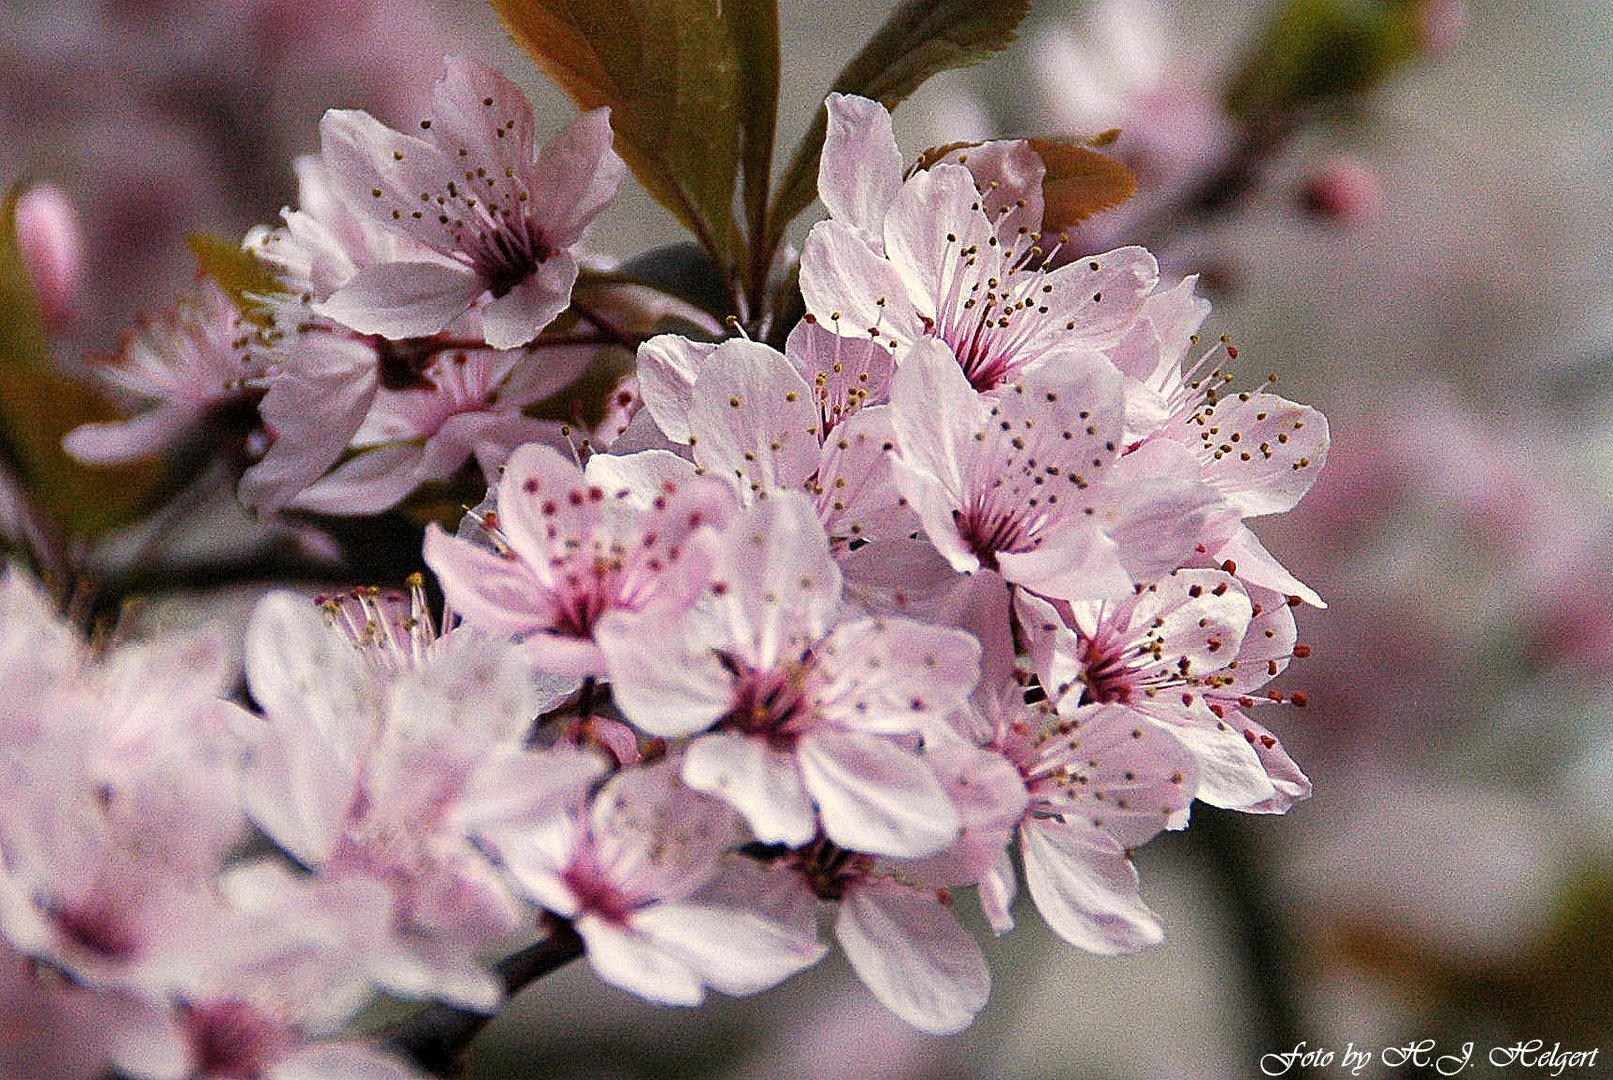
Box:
[576,915,706,1006]
[799,731,958,857]
[682,733,815,847]
[315,261,480,340]
[836,878,989,1035]
[1022,817,1164,954]
[633,904,825,996]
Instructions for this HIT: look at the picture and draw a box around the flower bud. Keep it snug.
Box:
[13,184,84,335]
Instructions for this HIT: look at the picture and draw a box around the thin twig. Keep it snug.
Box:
[387,916,586,1079]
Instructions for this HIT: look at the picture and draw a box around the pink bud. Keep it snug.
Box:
[1300,156,1384,225]
[13,184,84,335]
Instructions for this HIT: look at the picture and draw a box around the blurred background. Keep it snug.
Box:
[4,0,1610,1075]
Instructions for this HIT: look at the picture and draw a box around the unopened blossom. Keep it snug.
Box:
[318,57,625,349]
[1015,569,1309,811]
[636,325,911,546]
[890,337,1217,603]
[799,94,1158,392]
[63,277,263,465]
[424,441,735,677]
[479,762,826,1007]
[598,494,978,857]
[13,183,85,335]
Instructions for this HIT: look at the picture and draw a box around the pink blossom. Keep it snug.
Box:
[637,326,912,546]
[479,762,826,1007]
[1015,569,1309,811]
[286,345,581,516]
[424,441,735,677]
[317,58,625,349]
[237,591,606,1009]
[598,494,978,857]
[726,842,992,1035]
[800,94,1158,392]
[890,337,1218,603]
[62,277,264,465]
[1108,276,1330,604]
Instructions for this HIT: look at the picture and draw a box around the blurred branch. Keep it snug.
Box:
[387,916,585,1078]
[1191,806,1315,1080]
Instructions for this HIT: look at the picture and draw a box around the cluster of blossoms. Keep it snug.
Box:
[5,56,1327,1076]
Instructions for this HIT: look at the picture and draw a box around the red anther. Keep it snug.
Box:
[1293,644,1312,658]
[1266,691,1285,703]
[1221,559,1238,573]
[1225,346,1238,360]
[1290,692,1309,708]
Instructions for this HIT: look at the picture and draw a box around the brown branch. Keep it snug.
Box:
[385,916,586,1079]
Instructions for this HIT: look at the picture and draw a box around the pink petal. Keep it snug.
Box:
[422,524,550,641]
[813,405,916,546]
[574,914,706,1006]
[635,334,717,443]
[315,260,481,340]
[423,57,536,179]
[682,733,815,847]
[239,335,379,516]
[1026,245,1159,352]
[882,164,999,325]
[688,340,821,496]
[1022,817,1164,954]
[1213,525,1325,607]
[289,443,426,516]
[63,407,191,465]
[799,219,921,346]
[1219,709,1311,814]
[633,904,825,996]
[480,251,578,349]
[527,108,627,245]
[814,617,981,736]
[715,494,842,670]
[1196,393,1329,517]
[597,615,733,737]
[835,878,989,1035]
[818,94,904,251]
[798,730,958,857]
[317,108,462,255]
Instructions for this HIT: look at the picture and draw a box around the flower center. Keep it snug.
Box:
[719,657,815,746]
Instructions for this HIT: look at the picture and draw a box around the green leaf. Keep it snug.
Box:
[722,0,781,252]
[1027,139,1138,233]
[188,233,282,329]
[491,0,746,271]
[1225,0,1421,120]
[0,186,162,537]
[768,0,1032,243]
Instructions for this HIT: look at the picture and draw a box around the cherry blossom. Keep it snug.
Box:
[597,494,978,856]
[424,441,735,677]
[800,94,1158,391]
[1106,276,1330,605]
[636,323,911,546]
[317,57,625,349]
[477,761,826,1007]
[890,337,1218,602]
[62,277,264,466]
[237,591,606,1009]
[1015,569,1309,811]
